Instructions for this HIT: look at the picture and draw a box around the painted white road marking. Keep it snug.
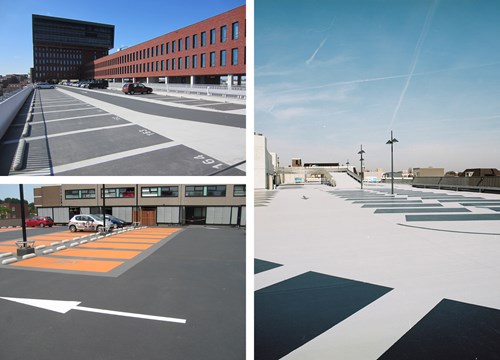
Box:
[0,296,186,324]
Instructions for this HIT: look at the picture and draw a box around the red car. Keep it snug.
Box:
[25,216,54,228]
[122,83,152,95]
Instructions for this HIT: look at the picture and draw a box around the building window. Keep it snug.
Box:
[141,186,179,197]
[172,58,176,70]
[147,48,150,58]
[193,34,198,48]
[185,186,226,197]
[166,59,170,70]
[231,48,238,65]
[210,52,216,67]
[233,185,246,197]
[221,25,227,43]
[201,53,206,68]
[210,28,216,44]
[185,56,190,69]
[161,44,164,55]
[220,50,226,66]
[161,60,164,71]
[179,38,183,51]
[232,22,239,40]
[101,187,135,198]
[166,42,170,54]
[185,36,190,50]
[172,40,176,53]
[156,61,159,71]
[201,31,206,46]
[193,54,197,68]
[178,57,182,70]
[65,189,96,200]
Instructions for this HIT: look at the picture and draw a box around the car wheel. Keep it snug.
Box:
[69,225,77,232]
[147,90,152,94]
[49,225,53,227]
[39,223,45,228]
[96,225,103,233]
[130,90,134,95]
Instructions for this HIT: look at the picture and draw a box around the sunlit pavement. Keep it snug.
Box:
[255,177,500,359]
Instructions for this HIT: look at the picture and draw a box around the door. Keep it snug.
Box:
[140,207,157,226]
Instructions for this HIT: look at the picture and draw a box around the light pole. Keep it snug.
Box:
[358,145,365,189]
[386,130,399,195]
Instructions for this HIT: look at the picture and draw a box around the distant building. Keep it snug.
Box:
[34,184,245,226]
[413,167,445,177]
[291,158,302,167]
[0,202,29,220]
[255,133,275,189]
[32,14,114,82]
[460,168,500,177]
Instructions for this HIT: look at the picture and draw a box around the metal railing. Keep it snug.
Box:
[108,82,246,99]
[412,176,500,192]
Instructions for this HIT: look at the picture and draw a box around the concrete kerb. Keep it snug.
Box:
[10,139,27,171]
[21,122,31,137]
[2,258,17,265]
[0,252,13,258]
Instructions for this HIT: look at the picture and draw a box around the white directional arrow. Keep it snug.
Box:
[0,297,186,324]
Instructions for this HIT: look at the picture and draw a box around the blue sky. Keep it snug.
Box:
[0,184,39,203]
[0,0,245,74]
[255,0,500,172]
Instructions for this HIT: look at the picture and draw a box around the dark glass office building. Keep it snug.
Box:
[32,14,114,82]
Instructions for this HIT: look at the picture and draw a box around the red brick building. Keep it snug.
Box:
[85,5,246,86]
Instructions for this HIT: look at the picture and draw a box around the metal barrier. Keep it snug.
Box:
[108,82,246,99]
[412,176,500,192]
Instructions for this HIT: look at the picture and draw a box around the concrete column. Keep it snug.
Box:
[165,76,169,92]
[228,74,233,91]
[146,77,150,84]
[190,75,194,88]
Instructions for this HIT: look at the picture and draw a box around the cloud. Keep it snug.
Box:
[306,37,328,65]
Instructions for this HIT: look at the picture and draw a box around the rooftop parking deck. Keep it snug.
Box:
[255,181,500,359]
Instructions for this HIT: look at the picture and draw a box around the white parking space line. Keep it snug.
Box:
[34,102,87,109]
[30,113,110,125]
[14,142,180,175]
[2,123,135,144]
[33,107,98,115]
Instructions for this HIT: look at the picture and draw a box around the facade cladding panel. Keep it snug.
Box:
[32,14,114,82]
[87,5,245,82]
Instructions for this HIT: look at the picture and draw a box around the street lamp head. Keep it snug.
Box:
[358,150,365,155]
[392,138,399,143]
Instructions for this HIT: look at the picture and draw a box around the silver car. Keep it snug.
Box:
[37,82,54,89]
[68,214,115,232]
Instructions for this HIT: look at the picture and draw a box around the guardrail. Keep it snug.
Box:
[412,176,500,193]
[0,85,34,140]
[108,82,245,99]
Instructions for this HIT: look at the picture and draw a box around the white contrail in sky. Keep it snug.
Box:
[389,0,440,129]
[306,37,328,65]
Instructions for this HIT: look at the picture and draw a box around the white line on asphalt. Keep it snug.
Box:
[34,103,88,109]
[30,113,110,125]
[33,107,99,114]
[2,123,135,144]
[14,142,179,175]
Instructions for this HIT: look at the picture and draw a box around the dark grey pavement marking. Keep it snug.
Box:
[486,207,500,212]
[58,144,243,176]
[62,87,245,128]
[27,126,170,168]
[254,259,283,274]
[353,200,423,204]
[375,208,471,214]
[363,204,443,208]
[459,202,500,206]
[406,214,500,222]
[378,299,500,360]
[438,198,485,202]
[397,223,500,236]
[255,271,392,360]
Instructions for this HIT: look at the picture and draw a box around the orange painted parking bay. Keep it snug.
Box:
[10,228,181,274]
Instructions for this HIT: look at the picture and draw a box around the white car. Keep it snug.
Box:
[37,82,54,89]
[68,214,115,232]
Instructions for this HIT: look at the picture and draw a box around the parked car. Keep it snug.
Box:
[100,214,127,228]
[122,83,152,95]
[37,82,54,89]
[88,79,109,89]
[25,216,54,228]
[68,214,115,233]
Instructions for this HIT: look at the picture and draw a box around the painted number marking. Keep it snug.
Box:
[193,155,224,169]
[139,129,155,136]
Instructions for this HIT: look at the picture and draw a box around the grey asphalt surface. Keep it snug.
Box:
[63,86,245,128]
[0,226,245,360]
[0,88,245,175]
[0,226,66,243]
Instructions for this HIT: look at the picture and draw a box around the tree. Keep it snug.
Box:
[0,205,12,219]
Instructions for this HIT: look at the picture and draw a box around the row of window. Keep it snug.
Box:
[35,65,80,72]
[64,185,246,199]
[34,51,82,59]
[35,59,82,66]
[99,22,240,69]
[96,49,241,77]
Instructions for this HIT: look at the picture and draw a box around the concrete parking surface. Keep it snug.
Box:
[0,225,245,360]
[255,176,500,359]
[0,86,245,176]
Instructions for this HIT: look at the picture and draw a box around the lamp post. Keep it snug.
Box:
[386,130,399,195]
[358,145,365,189]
